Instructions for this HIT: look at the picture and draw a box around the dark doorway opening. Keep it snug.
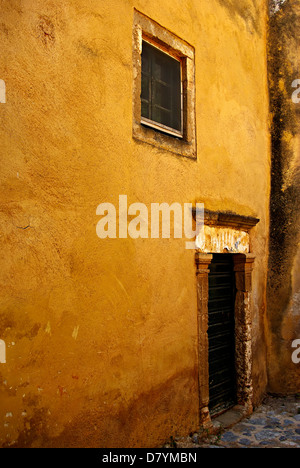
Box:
[208,254,236,416]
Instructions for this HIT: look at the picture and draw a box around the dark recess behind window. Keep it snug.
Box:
[141,41,181,133]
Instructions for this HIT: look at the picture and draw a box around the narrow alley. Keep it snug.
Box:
[167,395,300,448]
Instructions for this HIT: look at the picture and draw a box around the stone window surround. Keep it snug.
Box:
[194,211,260,429]
[132,9,197,159]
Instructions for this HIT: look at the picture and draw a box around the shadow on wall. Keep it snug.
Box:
[267,0,300,393]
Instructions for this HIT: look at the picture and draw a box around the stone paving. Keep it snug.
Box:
[173,395,300,448]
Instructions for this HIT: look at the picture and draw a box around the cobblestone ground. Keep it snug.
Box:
[172,395,300,448]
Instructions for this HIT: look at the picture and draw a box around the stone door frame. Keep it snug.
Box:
[195,251,255,429]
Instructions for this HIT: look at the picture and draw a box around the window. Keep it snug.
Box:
[141,41,182,137]
[133,10,196,159]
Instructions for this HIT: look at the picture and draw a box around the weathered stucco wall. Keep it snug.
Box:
[0,0,270,447]
[267,0,300,393]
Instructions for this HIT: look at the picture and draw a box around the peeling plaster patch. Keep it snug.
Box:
[38,16,55,46]
[58,385,67,396]
[0,340,6,363]
[196,225,250,254]
[45,322,52,336]
[72,325,79,340]
[0,80,6,103]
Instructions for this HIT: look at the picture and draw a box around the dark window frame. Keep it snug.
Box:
[132,10,196,160]
[141,40,183,138]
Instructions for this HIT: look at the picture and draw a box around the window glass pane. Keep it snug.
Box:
[153,55,171,83]
[141,73,150,101]
[141,41,182,133]
[141,100,150,119]
[152,107,171,128]
[152,81,171,111]
[142,46,150,73]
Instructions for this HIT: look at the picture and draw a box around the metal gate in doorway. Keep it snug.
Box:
[208,254,236,415]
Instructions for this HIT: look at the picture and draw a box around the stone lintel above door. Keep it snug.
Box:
[193,209,260,254]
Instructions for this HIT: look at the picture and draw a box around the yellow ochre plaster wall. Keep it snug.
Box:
[0,0,270,447]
